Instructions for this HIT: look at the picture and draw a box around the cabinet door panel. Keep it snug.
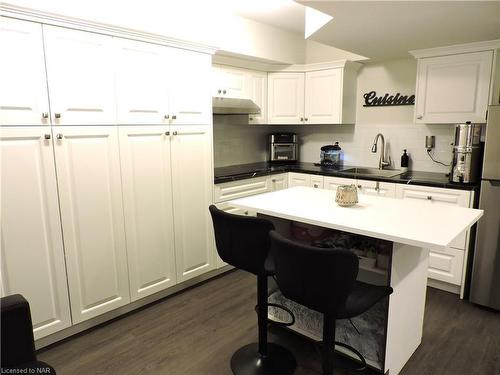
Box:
[213,66,248,98]
[171,126,214,282]
[428,247,464,285]
[324,176,355,191]
[269,174,288,191]
[0,18,50,125]
[53,126,129,323]
[268,73,305,124]
[43,26,116,124]
[288,172,310,187]
[305,69,342,124]
[248,71,268,124]
[357,179,396,198]
[0,127,71,339]
[170,49,211,124]
[119,126,176,301]
[114,39,169,124]
[415,51,493,123]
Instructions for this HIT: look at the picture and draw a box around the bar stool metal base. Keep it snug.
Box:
[231,343,296,375]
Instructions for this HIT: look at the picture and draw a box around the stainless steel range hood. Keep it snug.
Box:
[212,97,261,115]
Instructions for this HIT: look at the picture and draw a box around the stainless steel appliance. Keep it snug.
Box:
[320,142,344,168]
[450,122,482,184]
[470,105,500,310]
[269,133,298,163]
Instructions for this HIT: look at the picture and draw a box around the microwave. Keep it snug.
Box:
[269,133,298,163]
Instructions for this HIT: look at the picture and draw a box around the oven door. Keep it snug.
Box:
[271,143,297,161]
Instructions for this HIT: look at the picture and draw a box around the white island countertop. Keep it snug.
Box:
[229,186,483,249]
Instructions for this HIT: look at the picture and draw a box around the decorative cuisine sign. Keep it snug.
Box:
[363,91,415,107]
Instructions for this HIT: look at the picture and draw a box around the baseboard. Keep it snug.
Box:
[427,279,461,296]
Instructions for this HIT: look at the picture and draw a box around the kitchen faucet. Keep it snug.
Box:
[371,133,391,169]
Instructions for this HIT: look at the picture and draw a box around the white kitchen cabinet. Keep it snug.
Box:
[53,126,130,323]
[248,71,268,124]
[43,26,116,125]
[269,174,288,191]
[414,51,494,124]
[356,179,396,198]
[169,49,212,125]
[288,173,324,188]
[119,126,176,301]
[304,69,342,124]
[0,18,50,126]
[268,73,305,124]
[214,176,270,203]
[213,65,249,98]
[323,176,357,191]
[428,247,464,286]
[0,127,72,339]
[171,125,214,282]
[114,39,170,125]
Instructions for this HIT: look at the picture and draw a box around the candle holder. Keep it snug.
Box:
[335,184,358,207]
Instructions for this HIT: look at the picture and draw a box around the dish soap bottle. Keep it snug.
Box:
[401,149,409,172]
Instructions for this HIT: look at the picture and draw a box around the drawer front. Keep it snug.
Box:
[324,176,356,191]
[428,247,464,285]
[288,172,310,187]
[215,202,256,217]
[396,185,471,249]
[269,173,288,191]
[310,176,324,189]
[357,179,396,198]
[214,176,269,203]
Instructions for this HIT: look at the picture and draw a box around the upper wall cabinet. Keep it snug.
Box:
[267,65,358,125]
[0,18,50,125]
[43,26,116,125]
[114,39,171,125]
[248,70,268,125]
[414,51,494,124]
[213,65,249,98]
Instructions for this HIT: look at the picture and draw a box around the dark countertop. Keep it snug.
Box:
[214,162,479,191]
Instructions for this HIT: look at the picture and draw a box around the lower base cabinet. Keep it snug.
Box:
[53,126,131,323]
[0,127,72,339]
[428,247,465,286]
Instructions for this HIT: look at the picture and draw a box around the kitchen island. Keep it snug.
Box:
[229,187,483,375]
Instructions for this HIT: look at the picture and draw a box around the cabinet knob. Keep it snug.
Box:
[42,112,49,119]
[314,184,319,188]
[305,118,308,121]
[244,211,249,215]
[172,115,177,120]
[54,113,61,119]
[357,184,362,189]
[222,90,226,94]
[164,114,170,120]
[427,195,432,200]
[300,117,304,122]
[272,179,276,183]
[165,131,170,136]
[249,117,253,121]
[56,133,63,140]
[417,115,423,120]
[44,134,51,140]
[218,89,222,94]
[173,131,178,136]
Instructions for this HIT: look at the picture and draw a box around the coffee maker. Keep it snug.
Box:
[450,121,482,184]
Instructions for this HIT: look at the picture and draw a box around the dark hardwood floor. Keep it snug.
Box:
[39,270,500,375]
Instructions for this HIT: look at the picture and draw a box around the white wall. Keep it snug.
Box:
[3,0,306,64]
[305,39,367,63]
[298,58,455,172]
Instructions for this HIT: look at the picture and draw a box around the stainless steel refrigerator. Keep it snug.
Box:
[470,105,500,310]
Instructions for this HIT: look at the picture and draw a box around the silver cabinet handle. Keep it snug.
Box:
[357,184,362,189]
[375,181,380,192]
[244,211,249,215]
[305,118,308,121]
[300,117,304,122]
[222,90,226,94]
[172,131,178,136]
[54,113,61,119]
[165,131,170,136]
[427,195,432,200]
[272,179,276,183]
[42,112,49,119]
[164,114,170,120]
[249,117,253,121]
[218,89,222,94]
[417,115,423,120]
[44,134,51,140]
[314,184,319,188]
[56,133,63,140]
[171,115,177,120]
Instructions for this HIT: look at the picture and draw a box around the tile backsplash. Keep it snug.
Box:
[214,58,457,173]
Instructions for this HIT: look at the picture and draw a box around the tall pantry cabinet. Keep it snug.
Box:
[1,16,215,340]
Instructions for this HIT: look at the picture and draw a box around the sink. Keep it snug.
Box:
[342,167,403,178]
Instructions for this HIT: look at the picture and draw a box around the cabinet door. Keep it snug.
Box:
[396,185,470,249]
[310,176,324,189]
[248,71,268,124]
[428,247,464,285]
[0,18,50,125]
[171,125,214,282]
[170,49,211,125]
[268,73,305,124]
[288,172,311,187]
[214,176,270,203]
[269,174,288,191]
[0,127,71,339]
[53,126,129,323]
[114,39,170,124]
[213,65,249,98]
[43,26,116,125]
[119,126,176,301]
[324,176,356,191]
[357,179,396,198]
[415,51,493,124]
[305,69,342,124]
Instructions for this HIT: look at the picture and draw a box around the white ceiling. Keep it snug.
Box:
[297,1,500,60]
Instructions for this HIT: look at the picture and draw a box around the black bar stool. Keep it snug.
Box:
[269,230,393,375]
[209,205,296,375]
